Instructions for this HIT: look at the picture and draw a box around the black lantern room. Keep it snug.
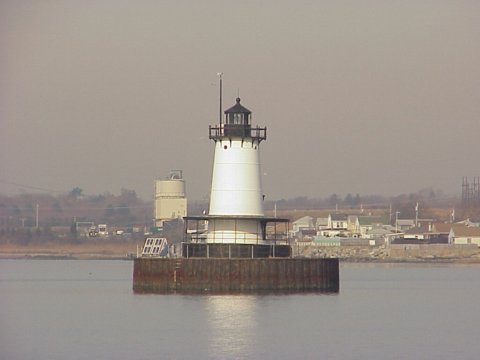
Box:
[223,98,251,137]
[209,98,266,142]
[224,97,251,126]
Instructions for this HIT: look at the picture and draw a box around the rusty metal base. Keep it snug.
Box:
[133,257,339,294]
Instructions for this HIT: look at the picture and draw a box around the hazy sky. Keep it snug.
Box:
[1,0,479,201]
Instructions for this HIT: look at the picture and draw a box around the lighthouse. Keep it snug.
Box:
[206,97,268,244]
[182,94,291,258]
[133,86,340,293]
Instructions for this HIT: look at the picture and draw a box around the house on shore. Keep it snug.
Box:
[449,226,480,246]
[291,216,315,237]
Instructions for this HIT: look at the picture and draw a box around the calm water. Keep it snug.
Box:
[1,260,480,360]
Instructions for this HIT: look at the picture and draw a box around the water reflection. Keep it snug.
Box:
[206,295,257,359]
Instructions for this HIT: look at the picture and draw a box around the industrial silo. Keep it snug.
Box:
[154,170,187,227]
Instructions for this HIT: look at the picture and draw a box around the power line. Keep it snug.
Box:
[0,179,65,194]
[0,204,153,212]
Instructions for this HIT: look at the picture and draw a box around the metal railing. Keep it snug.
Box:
[209,125,266,141]
[187,231,289,245]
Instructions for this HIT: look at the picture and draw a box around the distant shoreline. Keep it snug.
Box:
[1,255,479,264]
[2,242,480,264]
[0,254,135,260]
[0,241,139,261]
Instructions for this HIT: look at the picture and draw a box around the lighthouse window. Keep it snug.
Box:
[235,114,242,124]
[228,113,243,125]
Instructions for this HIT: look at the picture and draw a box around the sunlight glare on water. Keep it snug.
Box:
[206,296,258,358]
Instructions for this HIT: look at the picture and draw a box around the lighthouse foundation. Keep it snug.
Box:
[133,257,339,294]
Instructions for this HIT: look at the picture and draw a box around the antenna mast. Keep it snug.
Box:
[217,72,223,125]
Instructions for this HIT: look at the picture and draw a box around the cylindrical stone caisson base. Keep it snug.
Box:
[133,257,339,294]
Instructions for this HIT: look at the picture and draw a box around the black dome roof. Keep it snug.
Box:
[224,98,251,114]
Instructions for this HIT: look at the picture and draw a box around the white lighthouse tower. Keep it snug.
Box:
[209,98,264,217]
[206,97,267,244]
[183,88,290,258]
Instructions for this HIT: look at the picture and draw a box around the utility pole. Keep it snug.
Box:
[389,203,392,224]
[36,204,39,229]
[415,202,419,227]
[395,211,400,233]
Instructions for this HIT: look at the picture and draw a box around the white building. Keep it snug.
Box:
[449,225,480,246]
[328,213,348,230]
[292,216,315,234]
